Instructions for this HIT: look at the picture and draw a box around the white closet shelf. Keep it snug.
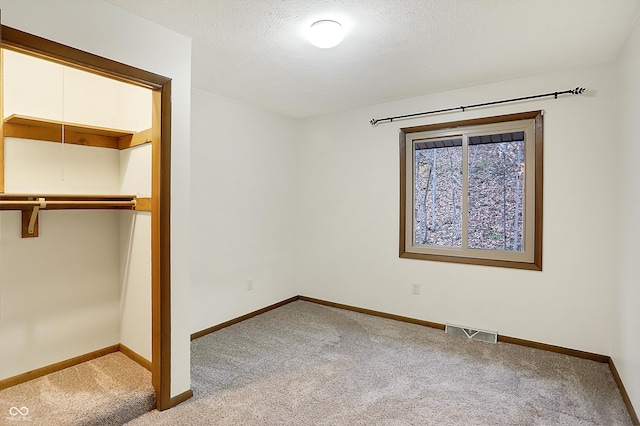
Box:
[3,115,152,150]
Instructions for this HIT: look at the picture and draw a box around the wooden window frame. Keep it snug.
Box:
[0,25,180,410]
[399,111,543,271]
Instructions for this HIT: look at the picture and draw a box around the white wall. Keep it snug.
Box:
[190,88,297,333]
[119,144,153,362]
[0,210,120,379]
[120,145,152,197]
[4,139,121,194]
[613,14,640,414]
[3,48,151,131]
[0,0,191,397]
[119,143,152,361]
[295,62,617,356]
[119,211,152,361]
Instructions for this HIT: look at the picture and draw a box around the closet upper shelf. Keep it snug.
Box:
[3,115,152,150]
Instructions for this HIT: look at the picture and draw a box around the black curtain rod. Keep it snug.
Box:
[369,87,586,126]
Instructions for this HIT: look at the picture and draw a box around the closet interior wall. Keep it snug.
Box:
[0,48,152,380]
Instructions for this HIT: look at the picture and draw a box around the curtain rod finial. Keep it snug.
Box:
[572,87,586,95]
[370,119,378,126]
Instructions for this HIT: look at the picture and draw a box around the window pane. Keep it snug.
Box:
[468,135,525,252]
[414,141,462,247]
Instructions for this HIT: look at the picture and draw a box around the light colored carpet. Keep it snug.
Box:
[0,352,154,425]
[128,300,632,425]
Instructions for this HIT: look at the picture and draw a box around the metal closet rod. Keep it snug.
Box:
[369,87,587,126]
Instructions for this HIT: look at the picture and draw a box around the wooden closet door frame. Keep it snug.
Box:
[0,25,176,411]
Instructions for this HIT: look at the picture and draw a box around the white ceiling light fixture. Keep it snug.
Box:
[308,20,344,48]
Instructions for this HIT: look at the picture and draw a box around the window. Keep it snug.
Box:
[399,111,542,270]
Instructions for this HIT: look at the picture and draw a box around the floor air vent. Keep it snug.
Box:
[445,323,497,343]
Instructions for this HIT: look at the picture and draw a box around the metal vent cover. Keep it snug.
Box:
[445,323,497,344]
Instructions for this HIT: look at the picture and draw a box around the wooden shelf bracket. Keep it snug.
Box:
[26,197,45,236]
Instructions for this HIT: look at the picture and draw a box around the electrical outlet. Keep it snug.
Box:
[247,279,253,291]
[411,283,420,295]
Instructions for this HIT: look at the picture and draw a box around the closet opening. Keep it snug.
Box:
[0,26,174,411]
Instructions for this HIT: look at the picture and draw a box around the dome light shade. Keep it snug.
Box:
[308,20,344,48]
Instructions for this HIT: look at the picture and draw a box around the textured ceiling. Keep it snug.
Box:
[106,0,640,118]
